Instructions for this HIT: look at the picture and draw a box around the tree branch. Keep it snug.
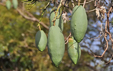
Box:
[17,9,49,29]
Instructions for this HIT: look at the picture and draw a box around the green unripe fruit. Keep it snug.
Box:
[12,0,18,9]
[49,7,63,31]
[68,37,81,64]
[35,30,47,51]
[71,5,88,43]
[6,0,11,10]
[48,26,65,67]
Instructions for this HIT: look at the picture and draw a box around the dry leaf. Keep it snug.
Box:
[62,12,69,23]
[100,6,106,19]
[96,8,100,18]
[95,6,106,19]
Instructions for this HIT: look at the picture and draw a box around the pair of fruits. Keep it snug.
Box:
[35,5,87,67]
[35,7,64,67]
[68,5,87,65]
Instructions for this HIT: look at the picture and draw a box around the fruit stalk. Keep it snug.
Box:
[78,0,81,6]
[53,0,63,26]
[38,24,41,30]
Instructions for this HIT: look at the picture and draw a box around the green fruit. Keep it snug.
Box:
[35,30,47,51]
[49,7,63,31]
[68,37,81,64]
[12,0,18,9]
[71,5,88,43]
[6,0,11,10]
[48,26,65,67]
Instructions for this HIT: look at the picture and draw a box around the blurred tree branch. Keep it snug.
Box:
[16,9,49,29]
[0,2,49,30]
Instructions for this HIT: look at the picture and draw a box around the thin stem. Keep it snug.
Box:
[78,0,81,6]
[37,1,50,30]
[83,0,86,7]
[65,33,71,44]
[38,24,41,30]
[53,0,63,26]
[71,0,75,7]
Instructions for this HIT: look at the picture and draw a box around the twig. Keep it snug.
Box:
[83,0,86,8]
[37,1,50,30]
[106,7,113,49]
[86,8,96,13]
[80,0,94,4]
[53,0,63,26]
[65,39,69,44]
[82,45,95,56]
[78,0,81,6]
[87,32,104,40]
[17,9,49,29]
[84,63,97,71]
[71,0,75,7]
[94,22,108,58]
[106,54,113,64]
[105,31,113,49]
[41,1,50,15]
[107,7,112,33]
[65,33,71,44]
[38,24,41,30]
[94,6,113,57]
[94,0,97,6]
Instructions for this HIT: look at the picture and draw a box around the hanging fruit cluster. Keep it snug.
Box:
[35,3,88,67]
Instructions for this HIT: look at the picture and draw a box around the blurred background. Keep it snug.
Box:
[0,0,113,71]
